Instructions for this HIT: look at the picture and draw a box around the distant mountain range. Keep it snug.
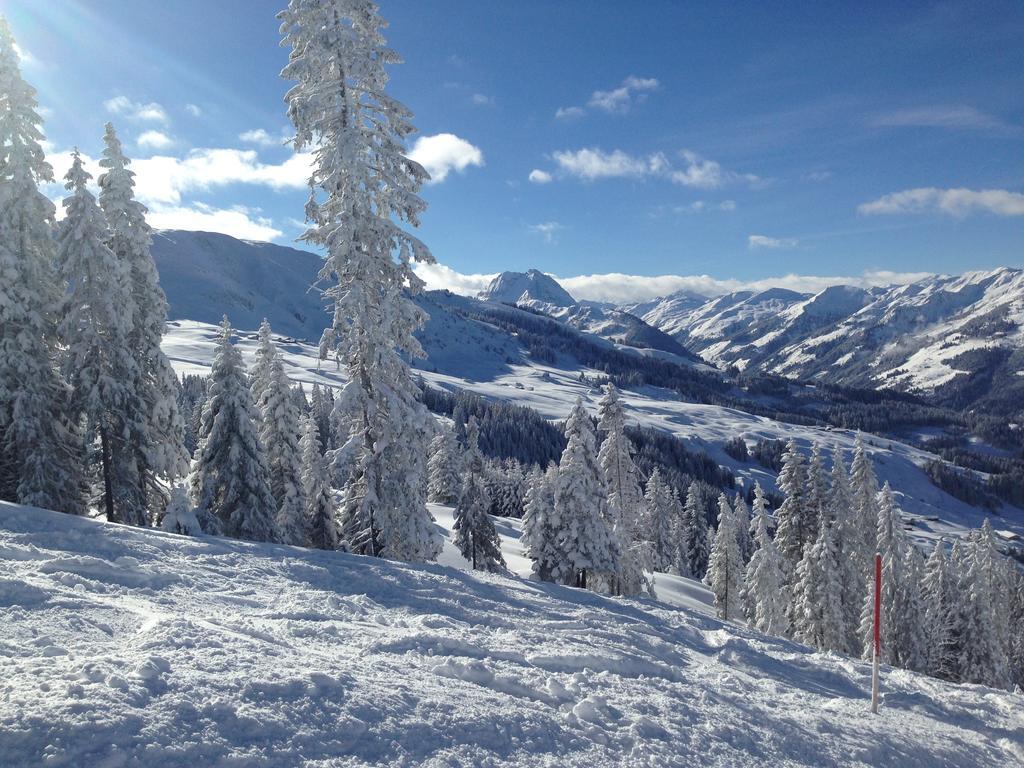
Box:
[151,230,1023,422]
[623,268,1024,418]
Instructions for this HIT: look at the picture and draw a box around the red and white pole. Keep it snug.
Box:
[871,552,881,714]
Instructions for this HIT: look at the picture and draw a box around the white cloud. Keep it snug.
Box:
[528,169,553,184]
[655,200,736,216]
[239,128,287,148]
[871,105,1015,133]
[748,234,799,249]
[409,262,932,304]
[471,93,494,106]
[408,133,484,183]
[858,187,1024,218]
[552,148,660,180]
[529,222,563,243]
[555,106,585,120]
[104,96,169,123]
[185,103,203,117]
[549,147,756,188]
[588,76,660,114]
[137,130,174,151]
[146,203,283,241]
[412,262,498,295]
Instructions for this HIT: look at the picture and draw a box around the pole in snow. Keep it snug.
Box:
[871,552,881,714]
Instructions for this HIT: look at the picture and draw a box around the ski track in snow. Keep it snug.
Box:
[2,502,1023,767]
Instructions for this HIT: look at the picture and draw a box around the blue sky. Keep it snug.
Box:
[5,0,1023,301]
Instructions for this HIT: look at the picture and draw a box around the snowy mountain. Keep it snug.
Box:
[152,230,328,341]
[3,500,1021,767]
[626,269,1024,418]
[478,268,576,307]
[480,269,701,360]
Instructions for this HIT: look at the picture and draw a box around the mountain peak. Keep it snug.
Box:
[478,269,575,307]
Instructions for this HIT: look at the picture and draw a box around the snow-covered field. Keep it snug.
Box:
[3,501,1023,767]
[163,320,1024,546]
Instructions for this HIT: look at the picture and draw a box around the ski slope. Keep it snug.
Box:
[2,501,1022,767]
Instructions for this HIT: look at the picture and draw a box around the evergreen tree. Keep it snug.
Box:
[250,319,277,415]
[849,433,879,585]
[680,481,711,578]
[554,398,616,590]
[521,464,562,582]
[259,359,307,545]
[597,383,649,596]
[706,493,745,620]
[97,122,188,519]
[742,483,790,636]
[732,493,754,564]
[57,151,142,524]
[959,520,1012,688]
[427,426,462,504]
[281,0,440,562]
[774,439,811,570]
[160,484,202,536]
[856,483,924,670]
[310,383,335,453]
[922,542,960,681]
[453,417,504,572]
[642,467,675,572]
[791,488,848,655]
[0,19,84,514]
[828,448,862,650]
[301,413,337,550]
[805,441,827,538]
[189,318,278,542]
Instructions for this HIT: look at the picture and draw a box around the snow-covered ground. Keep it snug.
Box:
[163,320,1024,546]
[3,501,1023,767]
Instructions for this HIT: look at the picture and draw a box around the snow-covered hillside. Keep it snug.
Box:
[627,269,1024,414]
[162,320,1024,546]
[3,501,1022,767]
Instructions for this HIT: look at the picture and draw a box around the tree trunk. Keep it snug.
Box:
[100,428,115,523]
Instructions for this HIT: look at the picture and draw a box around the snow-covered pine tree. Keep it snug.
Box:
[856,483,924,670]
[310,383,335,453]
[280,0,440,563]
[97,123,188,519]
[705,493,745,620]
[160,483,202,536]
[189,318,278,542]
[828,448,862,651]
[249,319,277,416]
[791,485,848,655]
[259,358,307,545]
[804,441,827,541]
[959,520,1012,688]
[680,481,711,578]
[922,541,960,681]
[597,383,649,597]
[1008,566,1024,691]
[57,151,143,524]
[521,464,563,582]
[0,19,84,514]
[774,439,811,570]
[642,467,675,572]
[301,413,337,550]
[453,416,504,572]
[732,493,754,564]
[554,398,617,590]
[742,482,790,636]
[849,433,879,586]
[427,426,462,505]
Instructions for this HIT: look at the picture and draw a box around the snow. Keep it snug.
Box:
[3,500,1023,767]
[479,269,576,307]
[161,320,1024,547]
